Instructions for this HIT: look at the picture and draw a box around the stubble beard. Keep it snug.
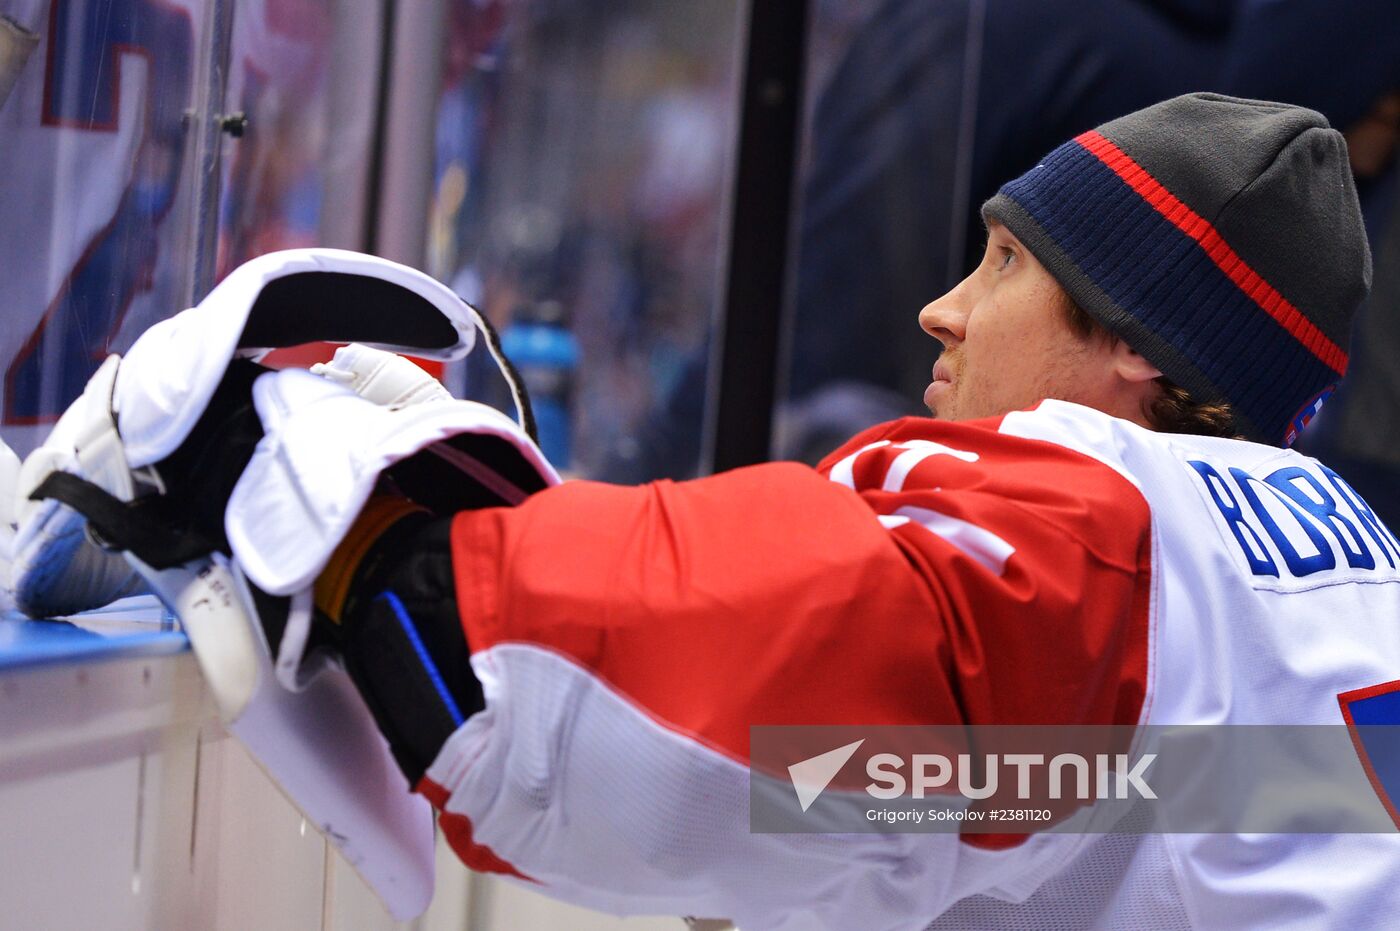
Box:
[928,348,965,419]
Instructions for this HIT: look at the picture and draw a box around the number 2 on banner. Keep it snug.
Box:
[4,0,193,425]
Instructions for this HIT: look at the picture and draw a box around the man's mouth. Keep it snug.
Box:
[925,358,955,414]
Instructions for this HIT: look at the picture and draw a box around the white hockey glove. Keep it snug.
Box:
[19,248,551,920]
[18,247,526,704]
[228,365,557,689]
[10,356,149,618]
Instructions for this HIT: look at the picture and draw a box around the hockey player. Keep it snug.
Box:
[15,94,1400,927]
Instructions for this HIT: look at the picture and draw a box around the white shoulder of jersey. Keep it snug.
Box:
[999,399,1291,481]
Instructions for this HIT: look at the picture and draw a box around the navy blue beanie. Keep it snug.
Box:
[982,93,1372,446]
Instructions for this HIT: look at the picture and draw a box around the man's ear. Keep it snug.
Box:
[1111,340,1162,384]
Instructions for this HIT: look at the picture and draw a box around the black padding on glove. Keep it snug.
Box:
[30,359,267,570]
[385,433,552,514]
[29,471,221,569]
[241,273,459,352]
[145,358,267,553]
[340,517,483,784]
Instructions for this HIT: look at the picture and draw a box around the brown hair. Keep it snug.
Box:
[1058,294,1245,439]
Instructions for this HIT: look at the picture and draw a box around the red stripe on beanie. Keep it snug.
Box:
[1075,130,1348,377]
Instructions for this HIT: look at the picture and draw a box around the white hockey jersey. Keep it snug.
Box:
[418,400,1400,930]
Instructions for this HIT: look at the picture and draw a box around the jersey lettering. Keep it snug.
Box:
[829,438,1010,570]
[1187,461,1279,577]
[1322,465,1400,569]
[1230,466,1335,576]
[1189,458,1400,584]
[1266,467,1374,570]
[878,505,1015,575]
[828,439,979,492]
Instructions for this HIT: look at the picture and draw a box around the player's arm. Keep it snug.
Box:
[382,463,972,927]
[381,415,1153,926]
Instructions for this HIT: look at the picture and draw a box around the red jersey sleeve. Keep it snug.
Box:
[817,415,1152,729]
[451,413,1151,757]
[427,414,1153,919]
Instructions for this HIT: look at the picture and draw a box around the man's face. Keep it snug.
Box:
[918,221,1121,422]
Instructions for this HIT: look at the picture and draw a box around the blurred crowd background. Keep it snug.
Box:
[2,0,1397,518]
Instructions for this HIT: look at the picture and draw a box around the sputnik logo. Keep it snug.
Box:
[788,739,865,812]
[787,739,1159,810]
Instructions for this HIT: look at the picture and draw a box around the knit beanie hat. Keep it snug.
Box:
[982,92,1371,446]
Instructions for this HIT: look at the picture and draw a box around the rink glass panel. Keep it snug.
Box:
[210,0,384,370]
[212,1,336,276]
[426,0,744,481]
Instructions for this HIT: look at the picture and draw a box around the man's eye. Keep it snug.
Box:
[998,248,1016,270]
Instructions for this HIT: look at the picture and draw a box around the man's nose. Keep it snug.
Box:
[918,280,972,348]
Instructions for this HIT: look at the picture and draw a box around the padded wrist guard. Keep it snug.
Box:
[336,516,481,785]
